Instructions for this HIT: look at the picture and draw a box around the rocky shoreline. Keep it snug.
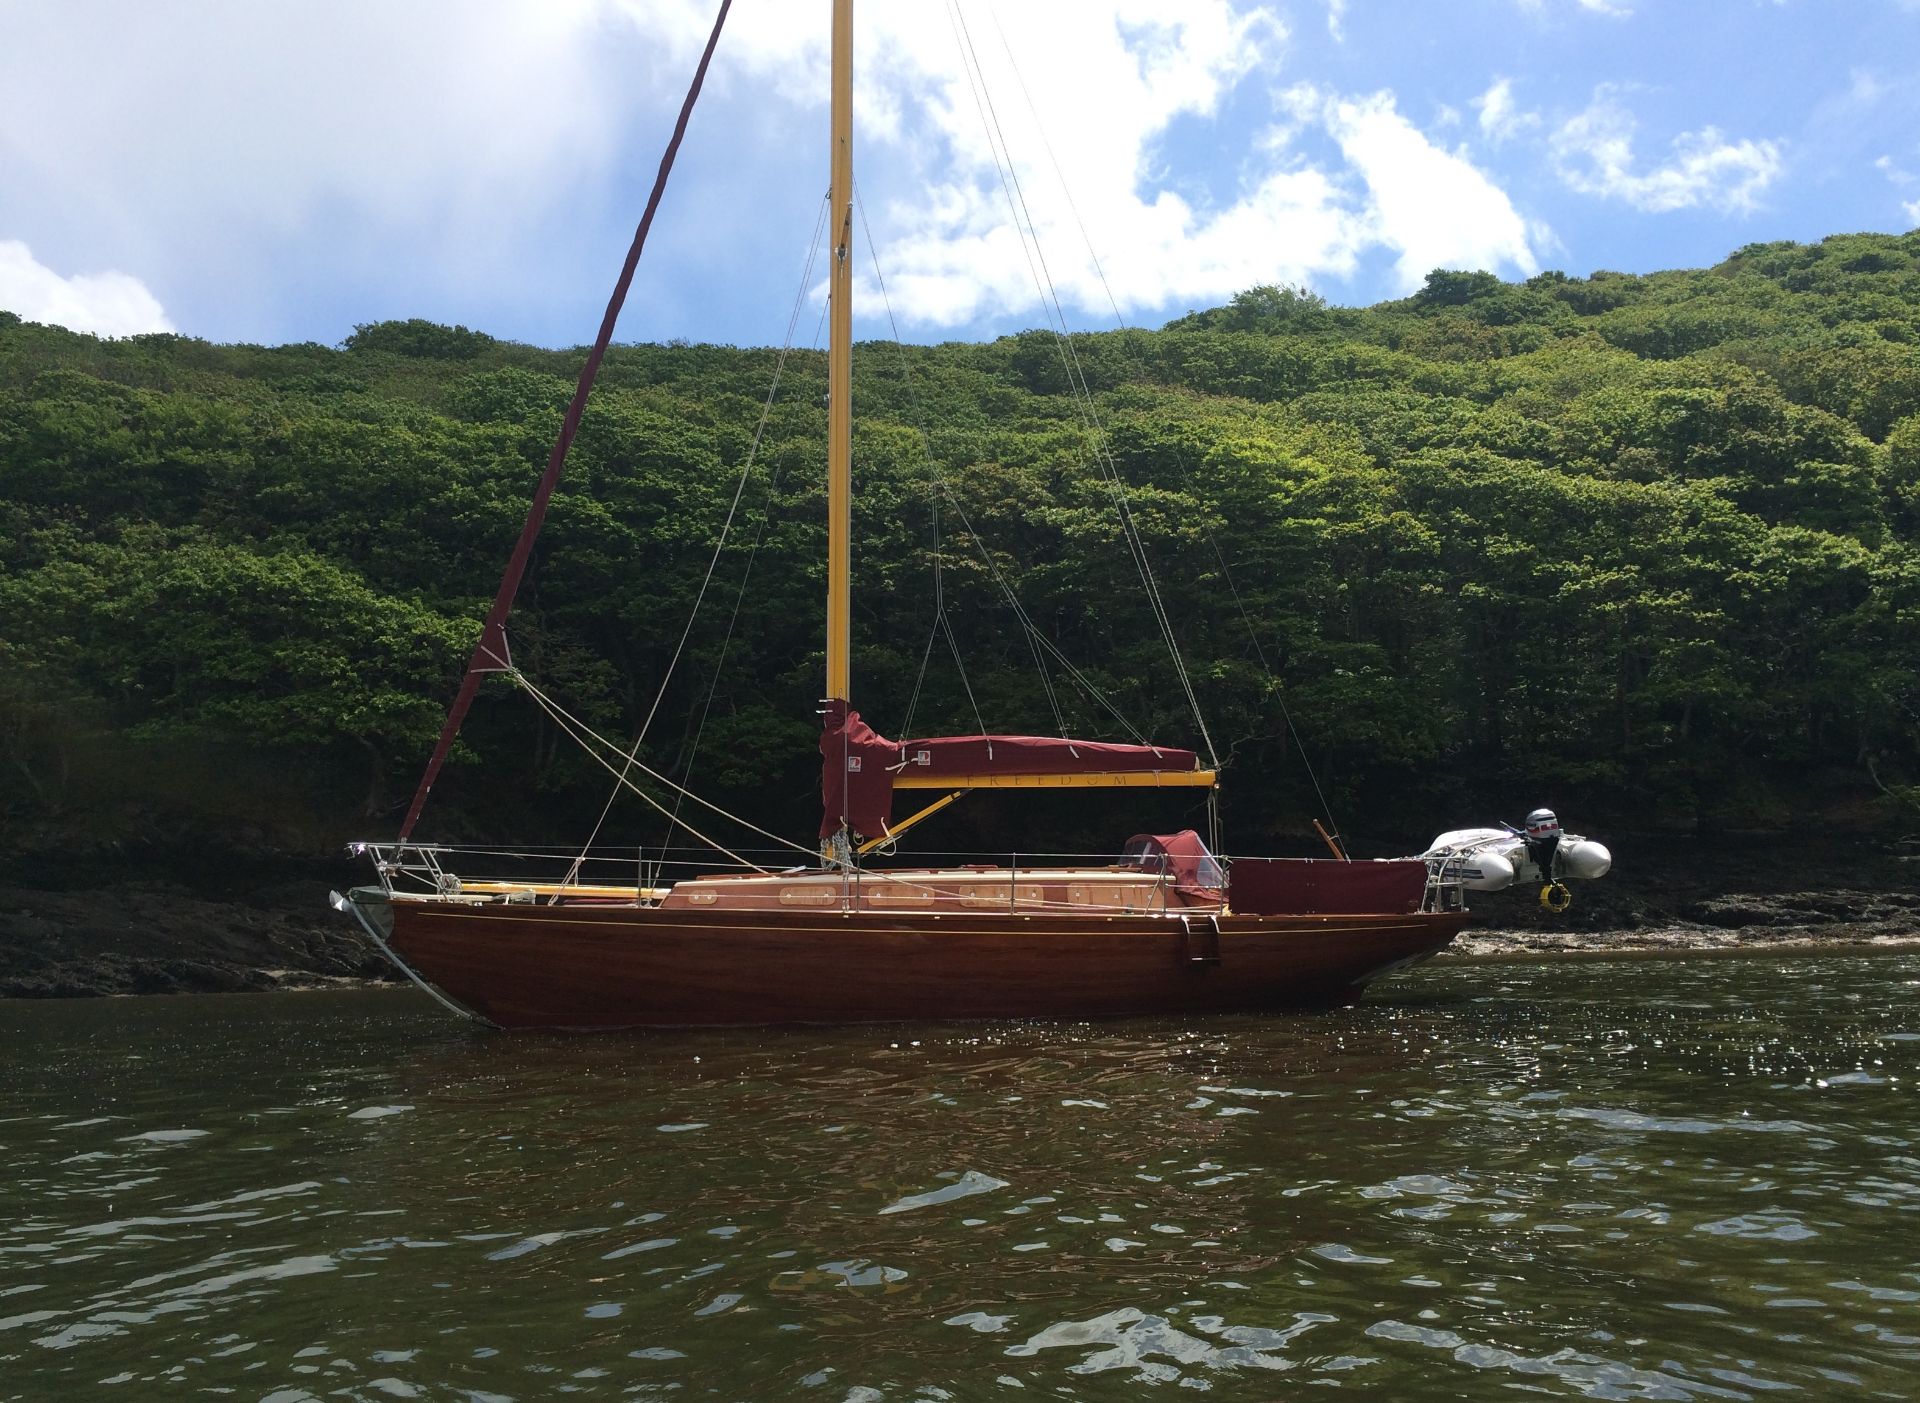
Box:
[3,835,1916,999]
[0,878,396,999]
[1450,880,1920,959]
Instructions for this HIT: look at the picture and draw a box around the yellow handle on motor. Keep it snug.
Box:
[1539,882,1572,913]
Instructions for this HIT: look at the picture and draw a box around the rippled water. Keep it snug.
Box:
[3,952,1918,1401]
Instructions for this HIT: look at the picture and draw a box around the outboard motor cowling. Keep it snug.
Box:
[1523,808,1562,883]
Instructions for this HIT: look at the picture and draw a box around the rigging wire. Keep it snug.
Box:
[384,840,1196,862]
[944,0,1219,770]
[974,0,1342,838]
[851,180,1151,747]
[936,530,994,747]
[514,675,768,872]
[930,478,1152,744]
[898,503,944,739]
[1203,526,1345,846]
[983,3,1124,340]
[558,196,828,885]
[651,193,834,858]
[923,488,992,743]
[955,10,1211,762]
[945,0,1196,724]
[852,183,1062,744]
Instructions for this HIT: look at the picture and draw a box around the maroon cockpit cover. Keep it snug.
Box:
[820,701,1200,839]
[1226,858,1427,916]
[1121,831,1224,897]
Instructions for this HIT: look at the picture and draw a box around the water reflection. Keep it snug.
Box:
[1,954,1917,1399]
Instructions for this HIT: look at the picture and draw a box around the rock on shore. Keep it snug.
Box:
[1455,891,1920,958]
[0,880,395,998]
[1447,837,1920,957]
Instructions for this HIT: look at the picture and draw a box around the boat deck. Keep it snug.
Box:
[406,865,1222,916]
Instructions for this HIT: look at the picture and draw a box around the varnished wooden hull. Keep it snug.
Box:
[382,901,1470,1029]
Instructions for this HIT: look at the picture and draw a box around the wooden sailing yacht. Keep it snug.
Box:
[336,0,1472,1029]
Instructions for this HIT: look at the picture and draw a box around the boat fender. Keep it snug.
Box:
[1539,881,1572,913]
[1558,838,1612,880]
[1453,849,1517,892]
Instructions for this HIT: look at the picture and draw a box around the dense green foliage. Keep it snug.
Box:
[3,231,1917,861]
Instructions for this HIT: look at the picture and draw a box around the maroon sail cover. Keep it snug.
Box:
[820,701,1200,838]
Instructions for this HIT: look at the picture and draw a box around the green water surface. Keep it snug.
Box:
[3,952,1917,1400]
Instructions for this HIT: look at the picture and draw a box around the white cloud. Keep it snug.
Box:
[1327,0,1350,41]
[6,0,1330,335]
[1552,91,1782,212]
[0,1,1545,340]
[631,3,1369,324]
[1473,78,1539,144]
[1880,153,1920,225]
[0,241,173,336]
[1322,91,1540,290]
[1518,0,1633,15]
[0,0,636,328]
[633,8,1538,320]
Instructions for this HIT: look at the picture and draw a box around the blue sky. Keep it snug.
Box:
[1,0,1917,351]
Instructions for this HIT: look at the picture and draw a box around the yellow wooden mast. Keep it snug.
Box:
[826,0,853,705]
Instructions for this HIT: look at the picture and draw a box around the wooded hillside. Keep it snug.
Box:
[3,230,1916,866]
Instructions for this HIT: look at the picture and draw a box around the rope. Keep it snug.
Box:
[380,845,779,868]
[899,512,943,739]
[562,374,766,875]
[1203,521,1344,845]
[985,2,1127,343]
[970,8,1214,762]
[1024,632,1152,745]
[379,841,1178,862]
[513,674,769,873]
[509,669,820,866]
[657,194,836,856]
[939,591,992,747]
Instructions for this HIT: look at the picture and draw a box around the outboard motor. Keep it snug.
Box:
[1523,807,1560,878]
[1524,808,1569,910]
